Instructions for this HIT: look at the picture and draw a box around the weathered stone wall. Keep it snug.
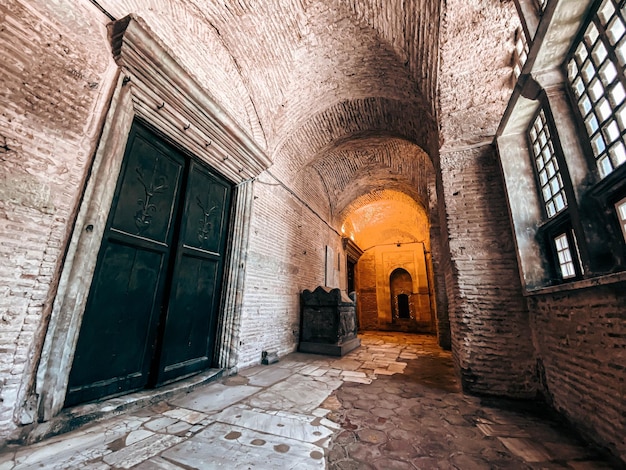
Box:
[529,284,626,461]
[0,0,115,439]
[438,145,537,397]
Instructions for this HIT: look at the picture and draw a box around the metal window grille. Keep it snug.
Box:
[554,233,576,279]
[529,109,568,218]
[567,0,626,177]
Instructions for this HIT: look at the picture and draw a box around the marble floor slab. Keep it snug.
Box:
[0,332,619,470]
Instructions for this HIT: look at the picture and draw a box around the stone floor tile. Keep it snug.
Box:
[1,333,620,470]
[212,406,334,443]
[163,422,325,469]
[143,416,179,432]
[132,456,186,469]
[476,423,531,437]
[170,383,261,413]
[246,374,342,412]
[343,376,373,384]
[102,434,184,469]
[341,371,367,378]
[244,365,293,386]
[498,437,553,463]
[162,408,208,424]
[125,429,154,446]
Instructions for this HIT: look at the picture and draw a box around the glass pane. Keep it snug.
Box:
[592,41,608,64]
[555,193,565,212]
[568,60,579,81]
[616,39,626,66]
[571,77,583,98]
[585,114,600,134]
[580,95,593,115]
[539,170,548,185]
[582,60,596,81]
[600,61,618,84]
[610,141,626,165]
[599,0,616,24]
[586,22,600,45]
[609,82,626,106]
[598,98,612,120]
[550,178,561,194]
[607,16,626,45]
[605,119,620,142]
[598,155,613,177]
[592,133,607,154]
[589,78,605,101]
[543,185,552,201]
[576,41,589,62]
[547,202,556,218]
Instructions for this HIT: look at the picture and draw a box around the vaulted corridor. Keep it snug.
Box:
[0,333,616,469]
[1,0,625,465]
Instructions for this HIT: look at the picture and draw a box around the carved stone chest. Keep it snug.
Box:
[299,286,361,356]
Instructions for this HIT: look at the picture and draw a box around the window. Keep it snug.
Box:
[554,233,577,279]
[513,27,530,79]
[529,109,568,218]
[616,196,626,241]
[567,0,626,178]
[536,0,549,13]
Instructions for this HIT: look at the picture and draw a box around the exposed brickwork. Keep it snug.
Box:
[439,0,519,149]
[438,145,536,397]
[0,0,113,438]
[1,0,622,464]
[529,284,626,461]
[429,179,451,349]
[355,251,378,330]
[237,176,344,368]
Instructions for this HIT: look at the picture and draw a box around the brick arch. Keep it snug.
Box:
[97,0,266,147]
[272,98,438,186]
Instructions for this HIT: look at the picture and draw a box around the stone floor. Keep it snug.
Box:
[0,332,619,469]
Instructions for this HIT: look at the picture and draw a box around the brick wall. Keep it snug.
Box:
[438,145,537,397]
[0,1,113,439]
[355,251,378,330]
[529,283,626,461]
[236,175,344,368]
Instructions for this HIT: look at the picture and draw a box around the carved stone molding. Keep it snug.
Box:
[108,15,271,183]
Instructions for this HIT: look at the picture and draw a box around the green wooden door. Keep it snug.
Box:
[66,122,231,407]
[154,162,231,384]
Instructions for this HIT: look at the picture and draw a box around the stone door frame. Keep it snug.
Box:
[35,15,270,422]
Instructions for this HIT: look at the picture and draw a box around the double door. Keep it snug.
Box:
[66,122,232,406]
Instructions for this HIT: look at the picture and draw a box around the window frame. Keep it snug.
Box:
[527,102,587,283]
[565,0,626,182]
[526,107,570,220]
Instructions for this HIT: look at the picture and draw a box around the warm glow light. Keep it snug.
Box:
[341,224,346,234]
[341,191,430,251]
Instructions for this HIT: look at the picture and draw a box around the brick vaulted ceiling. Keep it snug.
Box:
[96,0,519,239]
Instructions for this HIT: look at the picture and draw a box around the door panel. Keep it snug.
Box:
[156,163,231,384]
[66,123,185,407]
[67,122,233,407]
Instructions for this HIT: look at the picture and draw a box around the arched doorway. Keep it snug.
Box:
[390,268,413,321]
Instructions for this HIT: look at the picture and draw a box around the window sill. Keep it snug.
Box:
[524,270,626,296]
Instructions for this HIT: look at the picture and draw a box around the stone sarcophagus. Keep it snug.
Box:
[299,286,360,356]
